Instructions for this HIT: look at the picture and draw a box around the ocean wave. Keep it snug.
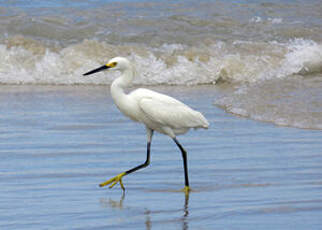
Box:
[0,36,321,85]
[212,38,322,130]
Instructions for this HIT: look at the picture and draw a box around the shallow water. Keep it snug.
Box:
[0,85,321,229]
[1,1,322,227]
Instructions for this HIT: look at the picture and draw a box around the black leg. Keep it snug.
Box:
[99,130,154,189]
[125,141,151,175]
[173,138,189,188]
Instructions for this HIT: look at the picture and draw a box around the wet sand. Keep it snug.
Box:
[1,85,322,230]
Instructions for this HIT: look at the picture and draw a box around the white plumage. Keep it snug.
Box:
[83,56,209,194]
[123,88,208,137]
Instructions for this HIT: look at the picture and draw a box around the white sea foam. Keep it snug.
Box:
[250,16,262,23]
[268,17,283,24]
[282,39,322,76]
[0,38,321,86]
[250,16,283,24]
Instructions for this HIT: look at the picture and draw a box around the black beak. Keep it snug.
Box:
[83,65,110,76]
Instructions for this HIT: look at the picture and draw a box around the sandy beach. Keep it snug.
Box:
[1,85,321,229]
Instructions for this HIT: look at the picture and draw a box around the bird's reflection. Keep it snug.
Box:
[182,193,190,230]
[144,209,152,230]
[99,192,125,209]
[100,192,190,230]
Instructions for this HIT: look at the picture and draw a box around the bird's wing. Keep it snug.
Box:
[138,91,208,129]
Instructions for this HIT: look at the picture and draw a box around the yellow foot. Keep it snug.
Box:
[99,172,126,191]
[182,186,190,195]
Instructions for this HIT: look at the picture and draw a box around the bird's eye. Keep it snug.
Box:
[110,62,117,67]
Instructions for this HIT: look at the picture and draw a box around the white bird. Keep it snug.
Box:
[83,57,209,194]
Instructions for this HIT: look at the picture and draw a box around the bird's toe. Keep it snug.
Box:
[99,172,126,189]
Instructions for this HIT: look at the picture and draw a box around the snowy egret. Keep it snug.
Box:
[83,57,209,194]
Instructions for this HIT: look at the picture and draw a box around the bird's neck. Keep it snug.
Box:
[110,69,133,102]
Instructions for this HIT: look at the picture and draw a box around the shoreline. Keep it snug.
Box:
[1,84,321,131]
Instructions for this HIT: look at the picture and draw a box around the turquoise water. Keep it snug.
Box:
[0,86,321,229]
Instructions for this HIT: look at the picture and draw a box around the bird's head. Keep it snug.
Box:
[83,57,131,76]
